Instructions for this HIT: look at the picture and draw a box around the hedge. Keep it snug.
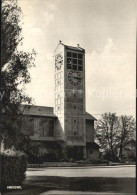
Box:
[83,158,109,164]
[1,150,27,192]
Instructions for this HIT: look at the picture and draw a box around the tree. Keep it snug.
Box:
[1,0,36,149]
[17,111,38,156]
[95,113,120,161]
[95,113,136,161]
[118,115,136,160]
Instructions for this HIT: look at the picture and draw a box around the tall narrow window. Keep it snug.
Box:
[67,64,71,69]
[78,54,82,59]
[78,66,83,71]
[67,52,71,57]
[78,60,82,65]
[67,58,72,64]
[73,53,77,58]
[73,65,77,70]
[73,59,77,64]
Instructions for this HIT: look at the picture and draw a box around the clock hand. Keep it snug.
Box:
[73,76,81,79]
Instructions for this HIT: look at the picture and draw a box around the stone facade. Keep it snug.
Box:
[86,120,94,142]
[54,43,86,150]
[21,43,99,161]
[21,105,99,161]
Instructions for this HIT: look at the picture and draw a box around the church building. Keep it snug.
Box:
[22,42,99,161]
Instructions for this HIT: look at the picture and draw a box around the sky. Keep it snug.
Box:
[18,0,136,119]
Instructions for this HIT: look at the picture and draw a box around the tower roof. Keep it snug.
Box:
[54,41,85,53]
[64,44,85,52]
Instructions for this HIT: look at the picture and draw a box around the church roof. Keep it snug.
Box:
[85,112,97,121]
[20,105,96,120]
[20,105,57,118]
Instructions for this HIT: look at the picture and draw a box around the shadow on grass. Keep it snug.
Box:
[2,176,135,195]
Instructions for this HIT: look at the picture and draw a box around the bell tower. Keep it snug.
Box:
[54,41,86,158]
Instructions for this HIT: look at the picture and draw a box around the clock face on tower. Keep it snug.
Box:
[68,70,82,86]
[55,53,63,71]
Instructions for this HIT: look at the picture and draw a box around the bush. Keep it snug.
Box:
[27,153,42,164]
[1,149,27,192]
[103,152,119,162]
[84,158,109,164]
[66,146,83,160]
[91,159,109,164]
[127,153,136,162]
[42,153,57,162]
